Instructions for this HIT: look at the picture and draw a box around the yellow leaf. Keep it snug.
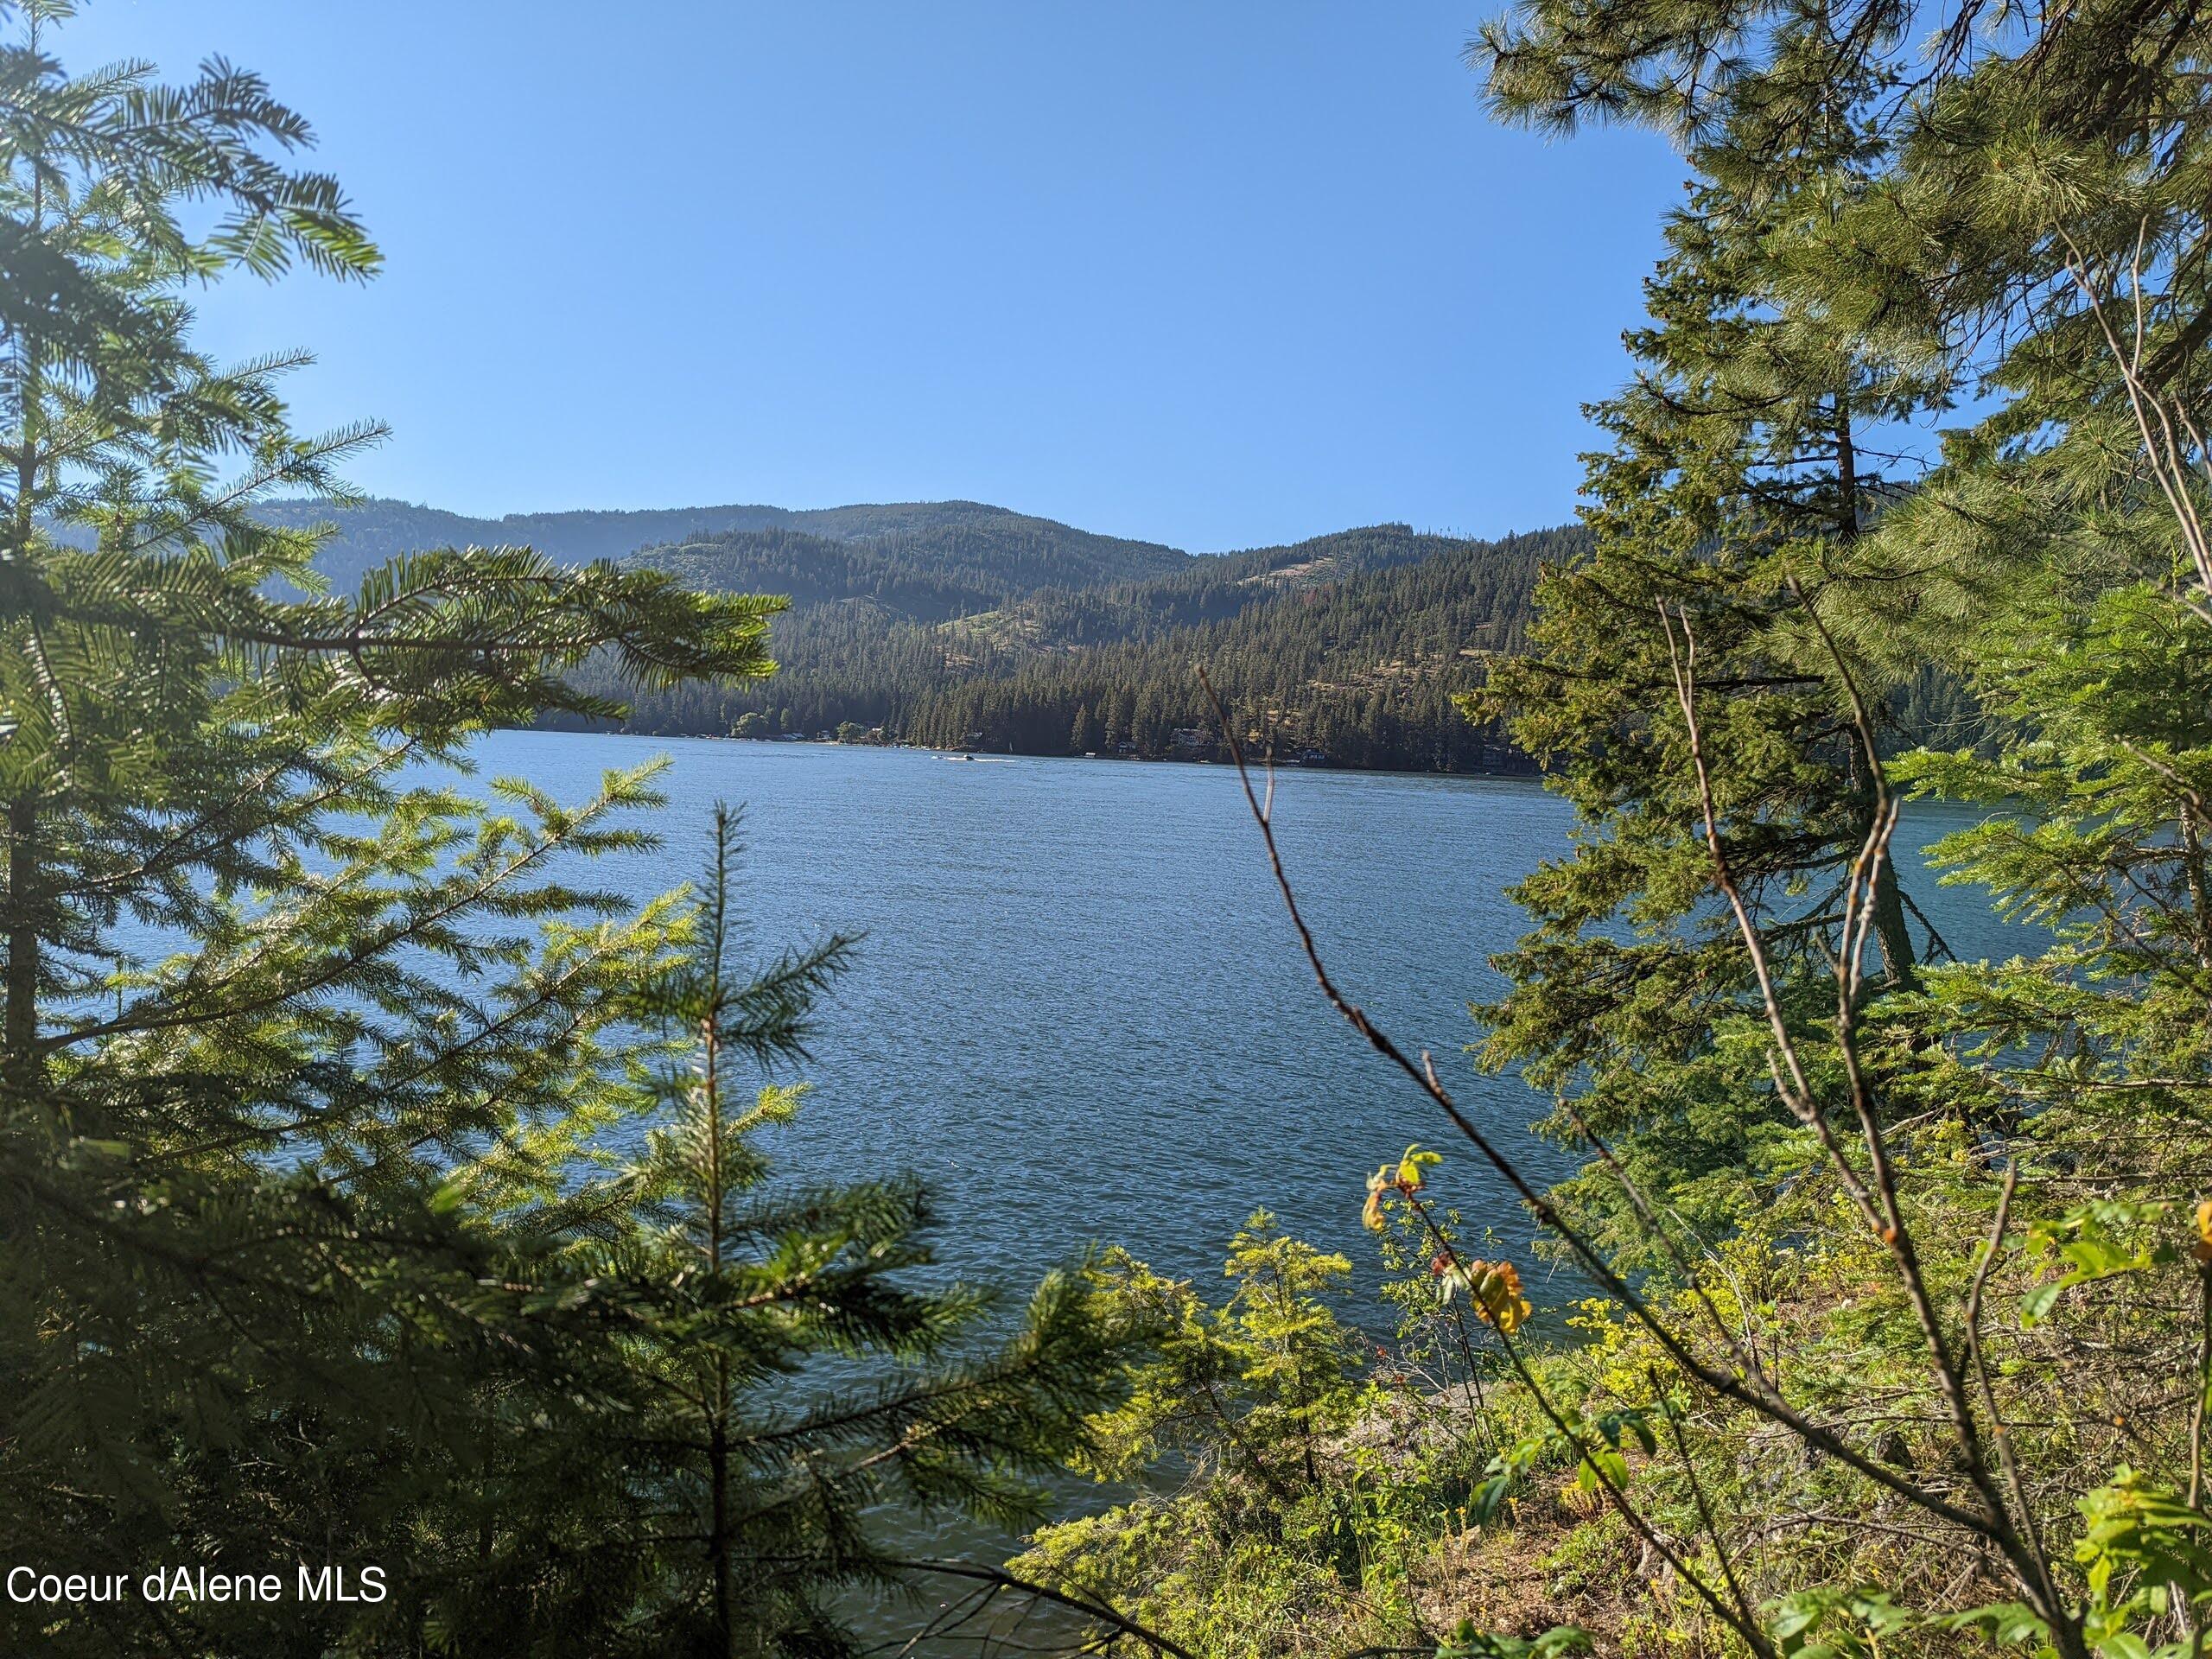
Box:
[1396,1144,1441,1189]
[1465,1259,1532,1333]
[1362,1166,1392,1232]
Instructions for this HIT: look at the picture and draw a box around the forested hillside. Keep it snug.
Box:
[569,523,1579,771]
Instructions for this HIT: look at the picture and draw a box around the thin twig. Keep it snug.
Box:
[897,1560,1203,1659]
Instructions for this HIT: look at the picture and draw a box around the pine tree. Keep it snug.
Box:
[0,6,779,1652]
[1462,7,1969,1248]
[421,808,1130,1658]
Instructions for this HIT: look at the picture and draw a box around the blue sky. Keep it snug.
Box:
[65,2,1683,551]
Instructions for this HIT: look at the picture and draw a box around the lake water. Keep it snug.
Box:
[472,729,2024,1304]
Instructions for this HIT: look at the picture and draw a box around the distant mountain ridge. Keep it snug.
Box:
[257,496,1190,595]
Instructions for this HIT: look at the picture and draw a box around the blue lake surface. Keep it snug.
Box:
[469,729,2025,1303]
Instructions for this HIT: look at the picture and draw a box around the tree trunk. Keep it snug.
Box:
[1869,853,1916,991]
[1835,396,1916,988]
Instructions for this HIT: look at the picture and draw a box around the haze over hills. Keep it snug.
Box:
[268,494,1575,772]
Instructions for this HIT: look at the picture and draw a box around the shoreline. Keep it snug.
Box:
[524,723,1548,783]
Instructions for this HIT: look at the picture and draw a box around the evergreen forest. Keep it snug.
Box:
[583,521,1579,772]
